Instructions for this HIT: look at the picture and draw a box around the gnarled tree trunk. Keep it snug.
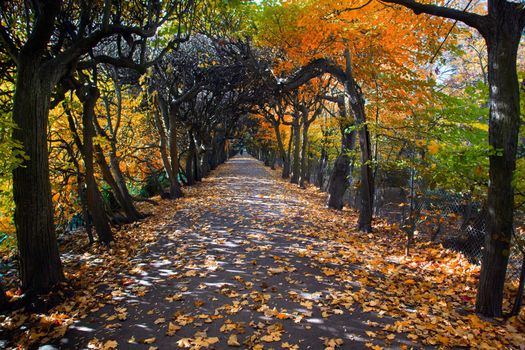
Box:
[328,127,356,209]
[12,56,64,294]
[79,86,113,244]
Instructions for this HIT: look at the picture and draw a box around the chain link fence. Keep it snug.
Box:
[308,160,524,285]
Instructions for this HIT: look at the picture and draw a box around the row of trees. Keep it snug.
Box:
[0,0,266,306]
[0,0,523,320]
[241,0,525,318]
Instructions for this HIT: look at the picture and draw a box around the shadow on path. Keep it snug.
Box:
[50,155,420,350]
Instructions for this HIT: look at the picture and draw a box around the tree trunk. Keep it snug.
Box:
[291,123,301,184]
[300,122,309,188]
[108,146,143,220]
[356,122,374,232]
[76,176,94,244]
[343,49,374,232]
[273,124,289,178]
[12,60,64,294]
[80,86,113,244]
[194,138,203,181]
[264,147,270,166]
[270,151,276,170]
[317,148,327,189]
[93,145,134,219]
[153,109,174,183]
[328,128,356,209]
[168,109,183,199]
[186,130,196,185]
[284,126,294,178]
[476,23,521,317]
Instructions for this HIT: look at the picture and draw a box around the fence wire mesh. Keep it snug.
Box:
[308,161,524,285]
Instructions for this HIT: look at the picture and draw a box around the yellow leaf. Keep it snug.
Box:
[143,337,156,344]
[102,340,118,350]
[177,338,192,348]
[166,322,181,336]
[227,334,241,346]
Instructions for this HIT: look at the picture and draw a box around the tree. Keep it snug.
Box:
[255,0,445,231]
[383,0,525,318]
[0,0,189,295]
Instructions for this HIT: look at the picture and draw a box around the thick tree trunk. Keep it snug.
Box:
[209,135,219,170]
[273,124,290,178]
[328,128,356,209]
[12,61,64,293]
[476,24,521,317]
[201,147,212,177]
[343,49,374,232]
[80,86,113,244]
[291,123,301,184]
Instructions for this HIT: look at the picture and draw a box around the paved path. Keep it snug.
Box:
[55,155,414,350]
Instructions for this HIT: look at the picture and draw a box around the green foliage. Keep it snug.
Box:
[0,84,26,255]
[0,112,26,181]
[416,82,489,196]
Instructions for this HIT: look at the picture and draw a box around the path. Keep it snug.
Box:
[52,155,416,350]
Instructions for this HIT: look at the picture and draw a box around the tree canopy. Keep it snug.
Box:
[0,0,525,348]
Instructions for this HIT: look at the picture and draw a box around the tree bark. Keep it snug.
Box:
[76,177,94,244]
[79,86,113,244]
[317,147,327,189]
[12,58,64,294]
[186,130,196,185]
[328,127,356,209]
[343,49,374,232]
[153,108,174,184]
[272,123,290,178]
[107,147,143,220]
[168,109,183,199]
[285,126,294,178]
[476,16,522,317]
[300,120,309,188]
[291,123,301,184]
[194,138,203,181]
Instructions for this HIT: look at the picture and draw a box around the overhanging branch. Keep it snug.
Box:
[381,0,489,35]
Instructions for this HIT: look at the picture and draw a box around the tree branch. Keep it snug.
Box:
[381,0,489,34]
[52,24,161,67]
[279,58,346,92]
[0,24,19,64]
